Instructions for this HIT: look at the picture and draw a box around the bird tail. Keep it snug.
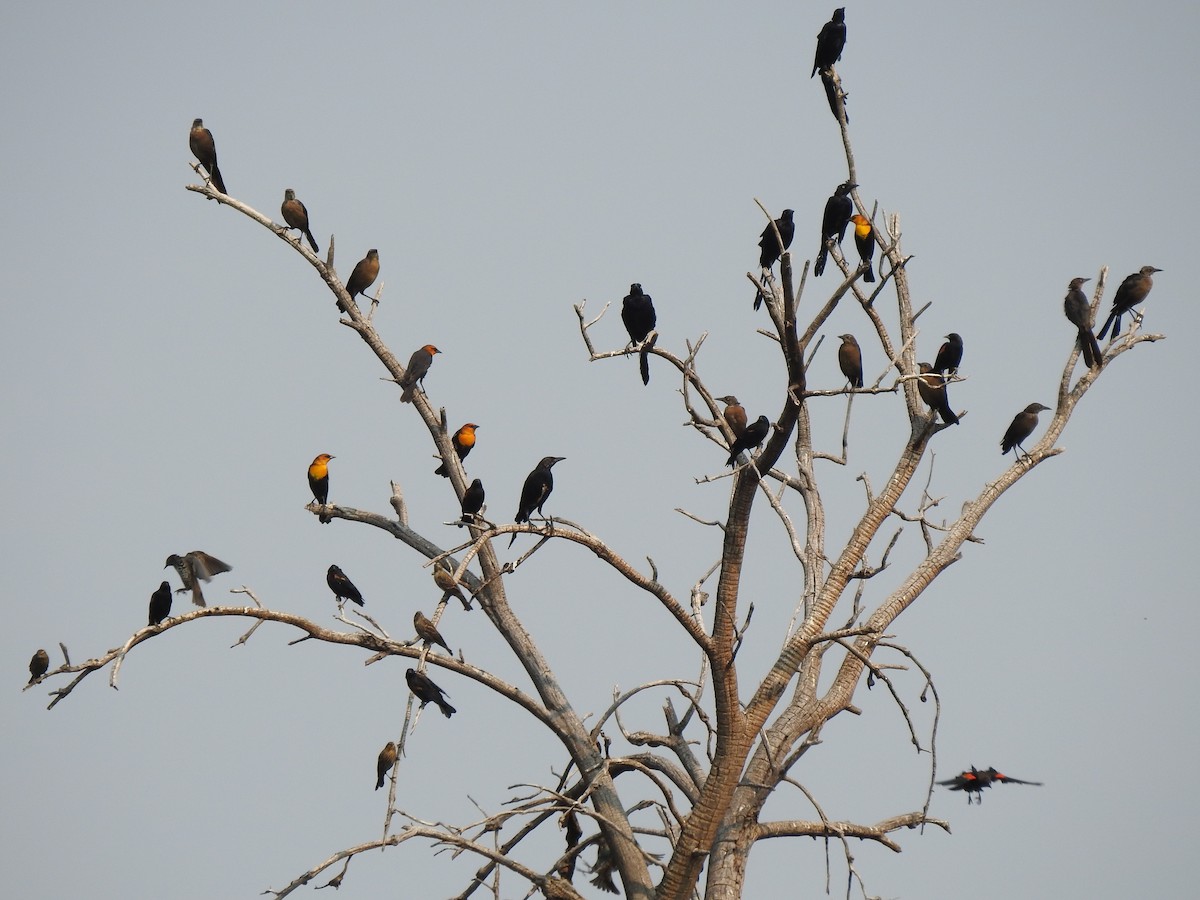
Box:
[400,385,416,403]
[210,166,227,195]
[1079,329,1102,369]
[814,245,828,276]
[940,402,960,426]
[320,503,331,524]
[863,262,875,283]
[1097,311,1118,340]
[639,345,650,385]
[191,583,206,607]
[438,699,457,718]
[305,230,319,252]
[753,288,765,311]
[375,775,385,790]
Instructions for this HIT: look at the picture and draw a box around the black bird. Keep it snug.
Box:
[343,249,380,309]
[1063,277,1102,369]
[165,551,233,607]
[621,284,657,385]
[406,668,456,717]
[399,344,440,403]
[758,209,796,270]
[326,564,365,607]
[375,741,397,791]
[460,478,485,526]
[715,395,748,438]
[590,837,619,894]
[933,333,964,376]
[148,581,173,626]
[938,766,1043,805]
[917,363,960,425]
[1098,266,1161,340]
[726,415,771,466]
[189,118,226,194]
[837,334,863,389]
[281,189,319,252]
[515,456,565,525]
[1001,403,1050,459]
[814,181,856,277]
[850,214,874,281]
[811,8,847,78]
[28,648,49,685]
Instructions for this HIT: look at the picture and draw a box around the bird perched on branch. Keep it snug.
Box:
[326,564,364,607]
[189,118,226,194]
[435,424,478,477]
[375,741,397,791]
[148,581,173,626]
[1063,277,1101,369]
[933,333,963,377]
[406,668,456,717]
[28,648,49,685]
[715,395,747,439]
[308,453,334,523]
[1097,265,1161,340]
[726,415,771,467]
[343,249,379,309]
[917,363,959,425]
[758,209,795,271]
[837,334,863,389]
[165,551,232,607]
[814,181,856,277]
[414,611,452,655]
[1001,403,1050,459]
[621,284,657,385]
[459,478,485,526]
[938,766,1042,804]
[811,8,847,78]
[514,456,565,528]
[849,214,875,282]
[281,189,319,252]
[400,344,440,403]
[433,562,473,611]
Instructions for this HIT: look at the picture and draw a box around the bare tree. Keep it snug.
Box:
[24,69,1162,900]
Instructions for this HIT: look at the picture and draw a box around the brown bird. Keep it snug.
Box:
[414,611,453,655]
[459,478,486,526]
[1001,403,1050,459]
[917,363,960,425]
[375,741,397,791]
[435,423,479,477]
[148,581,173,626]
[433,562,472,611]
[590,837,619,894]
[1063,277,1101,369]
[837,334,863,389]
[165,551,232,607]
[28,648,49,685]
[1098,266,1161,340]
[406,668,456,717]
[327,564,365,607]
[715,395,748,439]
[399,344,440,403]
[343,249,380,308]
[849,214,875,282]
[308,453,334,523]
[557,811,583,882]
[189,118,226,194]
[281,189,318,252]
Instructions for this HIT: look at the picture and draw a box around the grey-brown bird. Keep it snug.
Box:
[1001,403,1050,459]
[837,334,863,389]
[165,551,233,607]
[1097,266,1161,340]
[327,564,364,607]
[1063,277,1101,369]
[715,395,748,438]
[414,611,452,655]
[189,118,226,194]
[375,741,397,791]
[406,668,456,717]
[917,363,959,425]
[343,249,380,309]
[281,189,319,252]
[28,648,49,685]
[399,344,440,403]
[433,562,472,611]
[148,581,173,626]
[590,837,619,894]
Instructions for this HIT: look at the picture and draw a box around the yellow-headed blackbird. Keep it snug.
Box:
[460,478,485,526]
[433,562,472,611]
[938,766,1043,805]
[1098,266,1161,340]
[165,551,233,607]
[28,648,49,685]
[837,334,863,389]
[375,741,397,790]
[399,344,440,403]
[917,363,959,425]
[414,611,452,655]
[814,181,856,276]
[811,8,847,77]
[281,189,318,252]
[189,118,226,194]
[1063,277,1101,369]
[148,580,173,626]
[715,395,748,439]
[406,668,456,717]
[1001,403,1050,458]
[726,415,771,467]
[621,284,657,385]
[590,837,619,894]
[327,564,365,607]
[435,424,478,477]
[308,453,334,523]
[343,249,379,308]
[758,209,795,270]
[933,333,963,376]
[849,214,875,282]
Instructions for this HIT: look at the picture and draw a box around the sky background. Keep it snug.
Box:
[3,2,1197,898]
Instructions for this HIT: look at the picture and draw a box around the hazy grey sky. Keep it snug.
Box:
[4,2,1197,898]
